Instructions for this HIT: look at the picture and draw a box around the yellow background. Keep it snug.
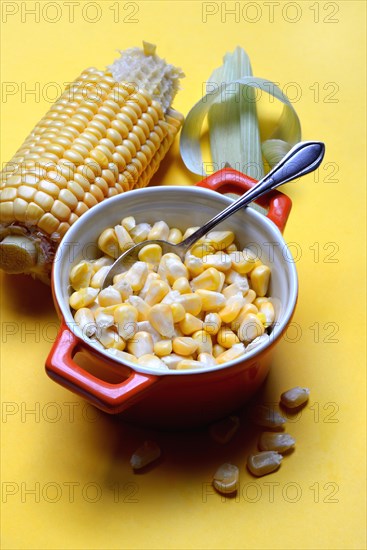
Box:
[1,1,366,549]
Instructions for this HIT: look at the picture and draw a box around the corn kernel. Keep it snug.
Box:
[148,220,169,241]
[130,440,161,470]
[203,230,235,251]
[182,226,200,240]
[210,416,239,444]
[114,224,134,252]
[125,261,148,292]
[243,289,257,304]
[127,331,154,357]
[167,227,182,244]
[212,463,239,494]
[98,228,119,258]
[159,254,188,284]
[114,304,138,340]
[172,277,192,294]
[229,248,260,274]
[144,280,170,306]
[136,321,161,343]
[74,308,96,338]
[113,278,133,301]
[148,303,175,338]
[190,242,216,258]
[190,267,222,291]
[130,222,151,243]
[258,432,296,453]
[195,289,226,312]
[219,294,244,323]
[161,353,190,369]
[246,333,270,352]
[254,297,269,308]
[225,269,249,286]
[212,344,226,358]
[230,303,258,331]
[127,295,150,321]
[98,286,122,307]
[97,327,126,350]
[203,312,222,336]
[154,340,173,357]
[247,451,282,477]
[222,281,249,299]
[184,254,204,277]
[69,287,99,310]
[202,253,232,272]
[107,349,138,363]
[217,327,240,348]
[139,272,160,299]
[70,261,93,290]
[90,265,110,289]
[280,387,310,409]
[179,313,204,335]
[250,265,271,297]
[137,354,168,370]
[259,301,275,327]
[215,343,246,364]
[172,337,198,356]
[121,216,135,231]
[94,308,115,329]
[238,313,265,343]
[197,352,217,368]
[192,329,213,354]
[138,243,162,266]
[176,359,205,370]
[250,405,286,428]
[175,293,202,316]
[170,302,186,323]
[226,243,237,253]
[91,256,113,272]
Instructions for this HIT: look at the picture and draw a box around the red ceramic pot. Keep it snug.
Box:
[46,169,297,428]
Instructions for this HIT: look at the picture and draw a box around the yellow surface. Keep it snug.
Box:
[1,1,366,549]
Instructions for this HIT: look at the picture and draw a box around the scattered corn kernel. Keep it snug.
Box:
[148,220,169,241]
[124,261,148,292]
[130,222,151,243]
[251,405,286,429]
[172,277,192,294]
[130,440,161,470]
[258,432,296,453]
[98,228,119,258]
[212,463,239,494]
[198,353,217,368]
[247,451,282,477]
[229,248,260,274]
[280,387,310,409]
[127,295,150,321]
[202,253,232,272]
[167,227,182,244]
[213,343,226,358]
[219,294,244,323]
[192,329,213,354]
[246,333,270,352]
[204,230,235,251]
[195,289,226,311]
[144,279,170,306]
[190,267,222,291]
[210,416,240,444]
[121,216,136,232]
[115,224,134,252]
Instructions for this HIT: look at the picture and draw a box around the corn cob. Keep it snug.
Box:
[0,42,184,283]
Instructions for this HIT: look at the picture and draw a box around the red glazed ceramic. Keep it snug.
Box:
[46,169,297,428]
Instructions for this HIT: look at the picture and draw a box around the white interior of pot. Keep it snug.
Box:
[54,186,298,375]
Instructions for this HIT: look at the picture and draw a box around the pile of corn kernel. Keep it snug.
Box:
[68,216,275,370]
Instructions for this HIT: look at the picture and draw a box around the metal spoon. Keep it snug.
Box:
[102,141,325,288]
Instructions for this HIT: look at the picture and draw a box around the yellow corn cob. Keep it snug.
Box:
[0,42,184,283]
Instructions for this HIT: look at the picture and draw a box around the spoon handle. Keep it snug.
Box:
[181,141,325,251]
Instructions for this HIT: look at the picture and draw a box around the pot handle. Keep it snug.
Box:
[196,168,292,233]
[45,323,159,414]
